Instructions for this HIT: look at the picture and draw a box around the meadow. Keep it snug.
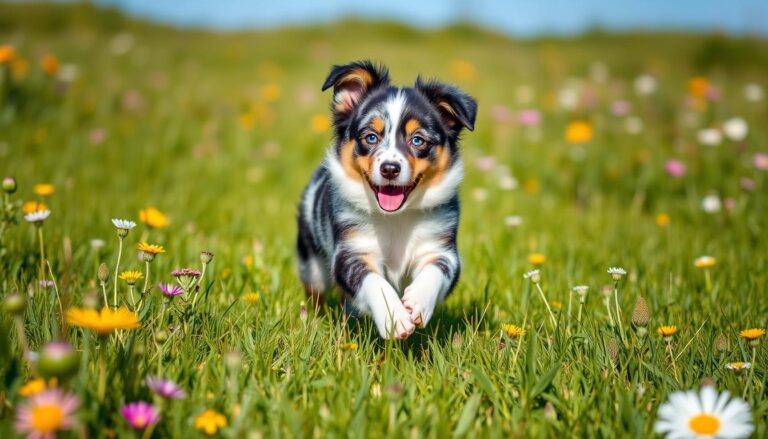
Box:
[1,3,767,437]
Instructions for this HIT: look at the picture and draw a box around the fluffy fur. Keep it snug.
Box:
[297,61,477,339]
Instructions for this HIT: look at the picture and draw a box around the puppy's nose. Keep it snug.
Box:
[380,162,401,180]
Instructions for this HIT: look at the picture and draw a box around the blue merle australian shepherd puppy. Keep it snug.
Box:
[297,60,477,339]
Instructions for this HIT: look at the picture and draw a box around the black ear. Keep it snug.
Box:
[415,77,477,135]
[322,61,390,118]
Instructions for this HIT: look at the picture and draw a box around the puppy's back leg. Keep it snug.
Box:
[297,215,329,309]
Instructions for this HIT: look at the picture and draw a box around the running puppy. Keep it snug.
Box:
[296,61,477,339]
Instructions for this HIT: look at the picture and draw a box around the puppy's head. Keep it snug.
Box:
[323,61,477,213]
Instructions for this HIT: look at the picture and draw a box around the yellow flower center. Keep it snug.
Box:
[689,414,720,435]
[134,415,147,428]
[31,404,64,432]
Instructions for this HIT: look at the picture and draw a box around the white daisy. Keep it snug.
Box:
[607,267,626,280]
[504,215,523,227]
[702,194,722,214]
[572,285,589,296]
[725,362,751,372]
[697,128,723,147]
[523,269,541,283]
[722,117,748,142]
[655,386,753,439]
[24,210,50,224]
[743,83,763,102]
[111,218,136,230]
[634,74,657,96]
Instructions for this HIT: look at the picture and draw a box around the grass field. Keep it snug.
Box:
[1,3,768,437]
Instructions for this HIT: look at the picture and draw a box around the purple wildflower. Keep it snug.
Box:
[146,377,186,400]
[158,283,184,297]
[121,401,160,430]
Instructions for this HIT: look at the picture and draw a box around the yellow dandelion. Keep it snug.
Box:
[341,342,358,351]
[238,111,256,130]
[0,45,16,64]
[657,325,678,338]
[523,178,540,194]
[310,114,331,133]
[40,53,59,77]
[194,409,227,436]
[137,242,165,255]
[259,83,281,103]
[139,207,169,229]
[656,212,670,227]
[694,256,716,268]
[501,324,526,338]
[243,292,260,304]
[65,307,140,335]
[33,183,55,197]
[528,253,546,266]
[19,378,48,397]
[118,270,143,285]
[22,201,49,215]
[565,121,593,144]
[449,59,476,82]
[688,77,710,98]
[550,300,562,310]
[739,328,765,341]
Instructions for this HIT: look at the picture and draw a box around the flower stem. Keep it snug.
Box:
[613,283,627,346]
[100,282,108,308]
[666,341,678,382]
[14,316,37,375]
[98,338,107,401]
[113,237,124,308]
[142,260,150,296]
[743,347,757,399]
[535,283,557,327]
[37,226,46,283]
[604,297,615,327]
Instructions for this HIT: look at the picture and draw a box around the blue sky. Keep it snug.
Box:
[94,0,768,36]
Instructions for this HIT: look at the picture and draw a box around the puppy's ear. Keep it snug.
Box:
[415,77,477,136]
[322,61,390,120]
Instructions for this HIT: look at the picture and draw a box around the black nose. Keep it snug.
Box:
[380,162,401,180]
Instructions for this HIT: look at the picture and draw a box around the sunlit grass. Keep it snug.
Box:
[1,3,767,437]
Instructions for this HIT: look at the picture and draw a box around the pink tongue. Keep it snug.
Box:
[376,186,406,211]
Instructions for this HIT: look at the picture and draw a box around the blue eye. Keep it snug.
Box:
[412,136,425,147]
[365,133,379,145]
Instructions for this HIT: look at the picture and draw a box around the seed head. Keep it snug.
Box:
[714,333,729,354]
[607,338,620,368]
[98,263,109,284]
[631,296,651,329]
[200,250,214,264]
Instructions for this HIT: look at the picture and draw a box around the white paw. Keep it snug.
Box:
[401,287,435,328]
[355,273,416,339]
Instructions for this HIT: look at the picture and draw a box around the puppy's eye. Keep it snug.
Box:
[364,133,379,145]
[411,136,427,148]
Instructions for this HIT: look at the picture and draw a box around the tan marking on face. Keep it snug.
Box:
[405,119,421,136]
[339,140,363,181]
[407,145,450,188]
[370,117,385,133]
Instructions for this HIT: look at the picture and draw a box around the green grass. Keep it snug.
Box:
[1,3,767,437]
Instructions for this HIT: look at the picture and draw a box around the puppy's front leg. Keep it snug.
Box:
[334,252,415,339]
[402,255,459,328]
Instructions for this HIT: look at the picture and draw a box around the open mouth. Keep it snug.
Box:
[366,176,421,212]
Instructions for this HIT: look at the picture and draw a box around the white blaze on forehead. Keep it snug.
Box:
[371,91,411,186]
